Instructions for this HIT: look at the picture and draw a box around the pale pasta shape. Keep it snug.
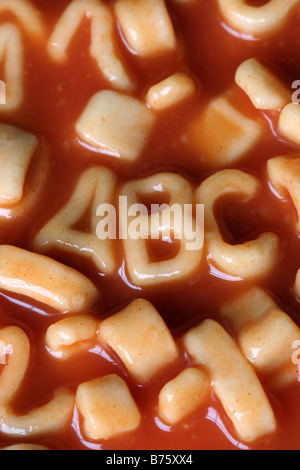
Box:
[294,269,300,301]
[2,444,48,450]
[0,0,45,111]
[120,173,204,287]
[114,0,177,57]
[0,340,6,364]
[0,389,75,438]
[0,326,75,438]
[236,59,291,111]
[279,104,300,146]
[0,327,30,407]
[76,91,155,162]
[34,166,117,275]
[188,95,262,168]
[196,170,280,279]
[158,368,210,425]
[48,0,132,91]
[46,315,99,359]
[0,246,100,313]
[0,23,23,112]
[218,0,299,37]
[220,287,276,332]
[0,125,48,221]
[221,288,300,389]
[76,375,141,441]
[0,0,44,38]
[99,299,178,384]
[0,124,38,206]
[268,156,300,233]
[146,73,196,111]
[183,320,277,443]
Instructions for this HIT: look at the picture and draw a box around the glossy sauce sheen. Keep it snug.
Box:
[1,0,300,450]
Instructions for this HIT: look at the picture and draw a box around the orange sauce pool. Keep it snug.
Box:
[1,0,300,450]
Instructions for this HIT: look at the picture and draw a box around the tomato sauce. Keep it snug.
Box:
[0,0,300,450]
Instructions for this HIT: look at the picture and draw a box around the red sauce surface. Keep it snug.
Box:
[0,0,300,450]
